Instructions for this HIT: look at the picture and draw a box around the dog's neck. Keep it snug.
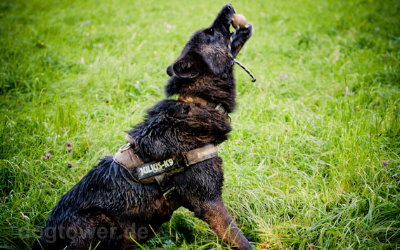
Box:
[165,75,236,113]
[178,95,227,115]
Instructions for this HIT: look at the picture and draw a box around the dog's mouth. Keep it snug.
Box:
[212,3,235,35]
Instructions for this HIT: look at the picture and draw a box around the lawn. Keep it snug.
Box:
[0,0,399,249]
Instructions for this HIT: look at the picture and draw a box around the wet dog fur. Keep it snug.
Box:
[35,4,253,250]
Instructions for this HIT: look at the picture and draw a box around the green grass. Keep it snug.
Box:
[1,0,399,249]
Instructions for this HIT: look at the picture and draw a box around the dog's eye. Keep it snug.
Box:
[206,28,214,35]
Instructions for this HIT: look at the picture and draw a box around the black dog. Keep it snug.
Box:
[35,4,253,249]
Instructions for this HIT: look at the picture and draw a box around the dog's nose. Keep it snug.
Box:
[224,3,234,12]
[223,3,235,15]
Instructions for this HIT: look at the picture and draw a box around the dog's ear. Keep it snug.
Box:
[169,50,229,79]
[170,52,202,79]
[166,65,174,77]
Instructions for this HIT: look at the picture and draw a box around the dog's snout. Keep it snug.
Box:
[224,3,235,13]
[212,3,235,33]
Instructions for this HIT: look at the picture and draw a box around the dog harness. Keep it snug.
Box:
[113,135,218,200]
[113,96,226,200]
[178,95,227,115]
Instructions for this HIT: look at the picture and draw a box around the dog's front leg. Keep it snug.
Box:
[194,199,252,250]
[231,24,253,58]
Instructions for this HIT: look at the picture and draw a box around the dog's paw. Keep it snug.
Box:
[234,23,252,38]
[241,23,253,37]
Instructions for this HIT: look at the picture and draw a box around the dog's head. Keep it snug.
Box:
[165,4,253,111]
[166,4,236,79]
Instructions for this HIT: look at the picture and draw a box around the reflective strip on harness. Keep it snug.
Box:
[136,158,180,180]
[113,139,218,200]
[113,141,218,184]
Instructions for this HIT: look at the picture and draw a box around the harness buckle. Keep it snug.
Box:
[119,143,131,151]
[125,135,140,154]
[163,187,176,200]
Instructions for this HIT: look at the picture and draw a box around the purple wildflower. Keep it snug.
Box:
[67,147,72,152]
[279,74,289,80]
[41,153,52,159]
[382,161,389,166]
[67,162,73,168]
[66,142,72,147]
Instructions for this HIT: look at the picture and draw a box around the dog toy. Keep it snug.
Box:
[232,14,248,29]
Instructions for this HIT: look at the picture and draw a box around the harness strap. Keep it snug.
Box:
[178,95,227,115]
[113,135,218,199]
[155,174,176,200]
[182,144,218,166]
[113,142,143,170]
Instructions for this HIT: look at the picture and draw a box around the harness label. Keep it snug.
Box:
[136,158,179,180]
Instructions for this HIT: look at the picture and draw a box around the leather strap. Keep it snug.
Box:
[155,174,176,200]
[178,95,227,115]
[113,136,218,183]
[113,135,218,200]
[182,144,218,166]
[113,143,144,169]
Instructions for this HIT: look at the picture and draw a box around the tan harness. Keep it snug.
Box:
[178,95,227,115]
[113,135,218,199]
[114,135,217,182]
[112,96,225,199]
